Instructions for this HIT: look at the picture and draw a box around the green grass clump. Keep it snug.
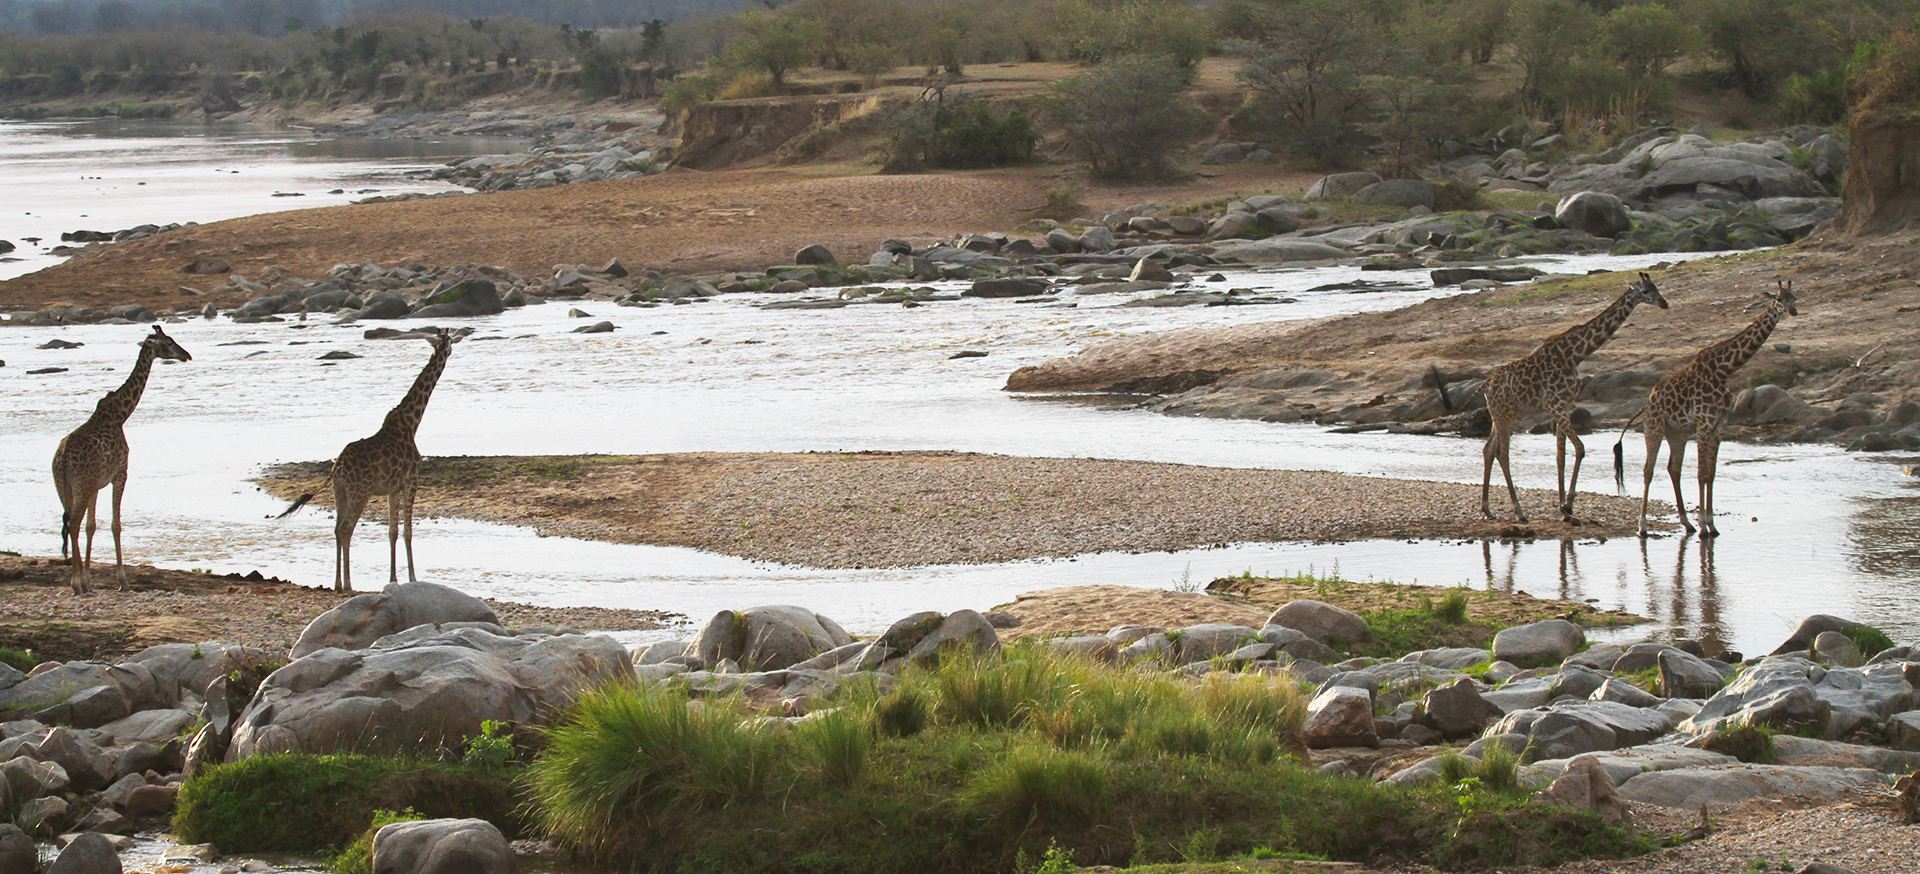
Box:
[1839,625,1895,659]
[0,647,38,673]
[525,644,1646,873]
[1703,725,1777,764]
[173,754,521,853]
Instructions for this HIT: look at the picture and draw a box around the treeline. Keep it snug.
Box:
[0,0,755,34]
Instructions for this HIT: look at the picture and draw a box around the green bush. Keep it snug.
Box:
[883,94,1037,172]
[1042,55,1202,180]
[0,647,37,673]
[1839,625,1895,660]
[173,754,521,853]
[1703,725,1776,764]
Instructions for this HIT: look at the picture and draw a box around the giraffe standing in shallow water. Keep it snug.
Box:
[51,325,193,594]
[284,329,455,591]
[1633,280,1798,538]
[1478,272,1669,523]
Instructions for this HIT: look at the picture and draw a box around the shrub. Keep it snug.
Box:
[1703,724,1776,763]
[0,647,37,673]
[173,754,520,853]
[1042,55,1202,180]
[883,94,1037,172]
[1839,624,1895,660]
[1038,185,1085,222]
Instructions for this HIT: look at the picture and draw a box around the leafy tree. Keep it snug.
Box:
[1055,0,1211,67]
[884,92,1037,171]
[1684,0,1822,97]
[1042,54,1202,179]
[722,8,816,87]
[1507,0,1596,106]
[1363,67,1472,177]
[1602,3,1701,80]
[1231,0,1399,164]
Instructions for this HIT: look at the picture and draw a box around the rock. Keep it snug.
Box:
[1618,764,1879,809]
[794,244,836,265]
[1531,754,1628,825]
[46,831,120,874]
[412,279,503,318]
[1199,143,1245,165]
[0,825,34,874]
[1658,650,1730,698]
[75,808,134,835]
[291,581,501,658]
[903,610,998,665]
[124,783,178,816]
[1266,600,1368,645]
[1492,619,1584,665]
[1044,228,1080,253]
[571,321,616,333]
[1045,636,1120,663]
[1303,685,1377,749]
[1077,226,1115,252]
[1127,258,1173,282]
[123,641,273,699]
[1402,647,1493,670]
[372,818,512,874]
[30,727,114,791]
[1811,631,1864,667]
[1305,171,1382,200]
[1772,616,1875,655]
[1253,206,1301,234]
[687,606,853,671]
[1352,180,1435,209]
[1554,191,1632,238]
[1889,711,1920,752]
[1174,624,1262,664]
[3,755,69,800]
[181,257,230,275]
[17,795,70,836]
[230,627,629,759]
[962,277,1049,298]
[1489,700,1677,762]
[1590,678,1663,708]
[1419,677,1504,740]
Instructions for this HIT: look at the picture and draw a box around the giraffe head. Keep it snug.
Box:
[1765,278,1799,316]
[142,325,192,362]
[1628,272,1669,310]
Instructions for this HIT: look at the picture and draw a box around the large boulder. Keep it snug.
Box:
[0,824,34,874]
[1303,685,1377,749]
[1770,615,1875,655]
[1681,658,1916,738]
[1208,238,1352,263]
[47,831,122,874]
[1618,764,1881,809]
[1173,623,1262,664]
[412,279,503,318]
[291,581,501,658]
[1553,191,1632,238]
[687,606,853,671]
[1305,171,1382,200]
[0,662,166,719]
[229,627,628,760]
[1488,700,1677,762]
[1531,754,1628,825]
[1420,677,1504,740]
[372,818,512,874]
[1493,619,1585,665]
[122,641,274,698]
[1352,180,1436,210]
[1266,600,1369,645]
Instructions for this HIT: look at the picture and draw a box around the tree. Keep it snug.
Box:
[723,9,816,87]
[1043,55,1202,179]
[1508,0,1596,105]
[1602,3,1701,80]
[1231,0,1399,165]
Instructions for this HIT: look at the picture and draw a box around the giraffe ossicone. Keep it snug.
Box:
[51,325,193,594]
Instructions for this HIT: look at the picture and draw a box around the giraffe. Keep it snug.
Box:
[1477,271,1669,523]
[1632,280,1798,538]
[283,329,455,592]
[51,325,193,594]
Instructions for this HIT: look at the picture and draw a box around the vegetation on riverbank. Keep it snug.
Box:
[175,642,1651,872]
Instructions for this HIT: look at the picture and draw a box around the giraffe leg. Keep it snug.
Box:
[80,489,100,595]
[1665,434,1693,535]
[110,473,128,590]
[1556,423,1587,520]
[1483,423,1526,522]
[1638,426,1662,537]
[386,495,401,584]
[1697,433,1721,538]
[335,491,371,593]
[398,486,418,583]
[1495,426,1526,523]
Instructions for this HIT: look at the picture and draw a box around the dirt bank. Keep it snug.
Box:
[255,451,1672,571]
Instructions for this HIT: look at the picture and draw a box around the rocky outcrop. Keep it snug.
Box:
[373,818,513,874]
[291,581,501,658]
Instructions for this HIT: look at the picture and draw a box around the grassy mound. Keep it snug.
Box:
[526,644,1649,872]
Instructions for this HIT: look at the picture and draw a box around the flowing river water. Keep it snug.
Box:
[4,116,1920,874]
[3,120,1918,659]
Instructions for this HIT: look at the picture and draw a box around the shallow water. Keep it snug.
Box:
[3,242,1914,656]
[0,117,524,280]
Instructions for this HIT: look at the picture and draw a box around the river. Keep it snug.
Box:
[2,119,1916,661]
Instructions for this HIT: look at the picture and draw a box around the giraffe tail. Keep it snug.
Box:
[59,510,69,557]
[1612,407,1650,493]
[276,493,316,519]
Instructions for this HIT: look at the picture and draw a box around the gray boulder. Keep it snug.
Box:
[1402,647,1492,670]
[123,641,272,697]
[17,795,69,837]
[1303,685,1377,749]
[1811,631,1864,667]
[794,243,837,265]
[1352,180,1435,209]
[1681,658,1916,738]
[230,627,628,759]
[1890,711,1920,752]
[1266,600,1368,645]
[47,831,120,874]
[1590,678,1663,708]
[1493,619,1584,665]
[1077,226,1115,252]
[3,755,68,800]
[1208,239,1352,263]
[962,277,1049,298]
[92,704,194,749]
[1419,677,1504,740]
[1488,700,1677,762]
[0,662,166,718]
[29,727,115,791]
[1658,650,1730,698]
[291,581,501,658]
[1531,754,1627,825]
[1305,171,1381,200]
[688,606,853,671]
[1553,191,1631,238]
[357,292,413,320]
[0,824,34,874]
[412,279,503,318]
[1046,636,1120,663]
[1772,615,1875,655]
[1618,764,1879,809]
[373,818,512,874]
[1174,623,1262,664]
[1043,228,1080,253]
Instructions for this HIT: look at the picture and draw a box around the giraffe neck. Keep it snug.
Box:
[90,343,159,428]
[1555,286,1645,365]
[1696,302,1789,383]
[379,342,451,437]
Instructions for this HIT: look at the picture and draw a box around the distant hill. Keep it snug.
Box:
[0,0,757,34]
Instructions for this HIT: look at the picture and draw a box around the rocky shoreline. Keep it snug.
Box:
[2,577,1915,873]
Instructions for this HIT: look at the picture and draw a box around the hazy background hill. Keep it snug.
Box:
[0,0,757,33]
